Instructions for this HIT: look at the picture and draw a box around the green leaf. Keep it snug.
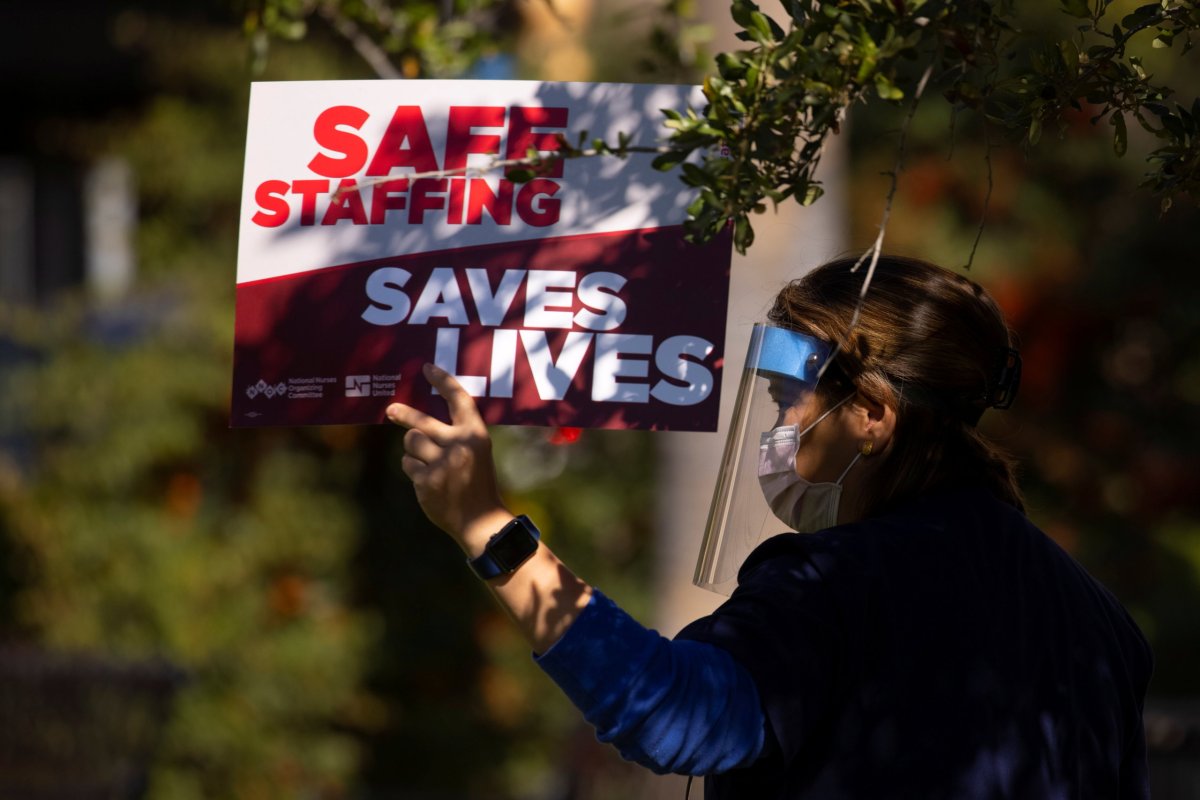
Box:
[715,52,746,79]
[748,11,775,42]
[1111,112,1128,157]
[730,0,757,29]
[874,73,904,100]
[1121,4,1161,29]
[1030,46,1050,75]
[733,215,755,252]
[1161,112,1186,138]
[1058,39,1079,75]
[652,150,688,171]
[1059,0,1090,18]
[680,162,709,186]
[505,168,535,183]
[764,12,787,40]
[1028,117,1043,145]
[800,183,825,205]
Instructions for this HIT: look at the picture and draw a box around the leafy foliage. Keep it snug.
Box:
[0,282,373,799]
[278,1,1200,254]
[643,0,1200,252]
[242,0,514,78]
[0,16,378,798]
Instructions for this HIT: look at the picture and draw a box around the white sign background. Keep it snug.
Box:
[237,80,707,285]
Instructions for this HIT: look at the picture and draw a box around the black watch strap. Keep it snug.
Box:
[468,515,541,580]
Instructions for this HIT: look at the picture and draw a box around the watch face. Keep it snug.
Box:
[490,522,538,569]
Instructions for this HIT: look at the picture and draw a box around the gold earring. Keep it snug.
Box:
[860,441,874,457]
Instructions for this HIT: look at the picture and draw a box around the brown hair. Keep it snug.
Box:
[768,255,1024,515]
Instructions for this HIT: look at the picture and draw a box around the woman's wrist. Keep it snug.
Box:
[457,508,518,558]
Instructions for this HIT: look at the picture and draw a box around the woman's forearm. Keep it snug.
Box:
[458,509,593,655]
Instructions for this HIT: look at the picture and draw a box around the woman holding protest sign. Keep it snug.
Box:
[387,255,1152,798]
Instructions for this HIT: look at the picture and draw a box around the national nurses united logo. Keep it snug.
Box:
[246,379,287,400]
[346,375,371,397]
[344,373,402,398]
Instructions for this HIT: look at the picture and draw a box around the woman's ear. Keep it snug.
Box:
[852,391,897,454]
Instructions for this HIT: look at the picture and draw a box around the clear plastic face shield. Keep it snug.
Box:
[694,324,836,595]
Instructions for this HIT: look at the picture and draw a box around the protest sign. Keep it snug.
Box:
[233,80,732,430]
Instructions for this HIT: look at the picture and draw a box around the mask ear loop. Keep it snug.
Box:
[810,392,863,487]
[796,392,855,438]
[797,393,861,487]
[835,450,863,486]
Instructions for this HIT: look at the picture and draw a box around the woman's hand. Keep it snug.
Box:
[386,363,512,554]
[387,363,592,652]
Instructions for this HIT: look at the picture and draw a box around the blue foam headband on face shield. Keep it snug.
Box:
[752,326,833,386]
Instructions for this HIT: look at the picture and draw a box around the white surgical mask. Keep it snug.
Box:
[757,395,861,533]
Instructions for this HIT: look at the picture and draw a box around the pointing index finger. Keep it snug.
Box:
[424,363,486,430]
[386,402,453,442]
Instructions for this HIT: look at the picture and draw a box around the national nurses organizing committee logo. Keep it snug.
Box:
[246,379,287,399]
[345,375,371,397]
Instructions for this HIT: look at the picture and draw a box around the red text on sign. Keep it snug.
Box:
[251,104,569,230]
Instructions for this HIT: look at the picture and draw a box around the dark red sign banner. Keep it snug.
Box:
[233,226,730,429]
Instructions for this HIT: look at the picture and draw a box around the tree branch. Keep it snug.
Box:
[819,61,933,380]
[339,144,673,198]
[850,65,934,297]
[964,124,994,272]
[317,2,402,79]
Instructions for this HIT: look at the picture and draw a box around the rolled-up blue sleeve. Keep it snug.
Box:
[534,589,766,775]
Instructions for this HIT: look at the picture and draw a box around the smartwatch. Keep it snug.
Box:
[468,515,541,580]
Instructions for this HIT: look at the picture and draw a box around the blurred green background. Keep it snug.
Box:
[0,1,1197,798]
